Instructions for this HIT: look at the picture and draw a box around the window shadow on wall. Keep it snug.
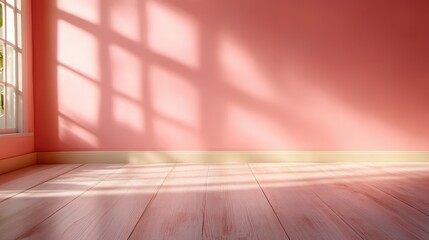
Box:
[32,0,429,152]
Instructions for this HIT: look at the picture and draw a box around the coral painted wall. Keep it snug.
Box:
[0,134,34,159]
[33,0,429,151]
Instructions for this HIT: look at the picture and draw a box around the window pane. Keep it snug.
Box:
[0,0,21,133]
[0,43,4,82]
[17,12,21,48]
[6,44,15,85]
[0,3,4,40]
[6,5,14,45]
[6,86,15,128]
[0,84,4,129]
[17,50,21,90]
[6,0,14,7]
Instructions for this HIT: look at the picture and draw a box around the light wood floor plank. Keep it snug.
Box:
[298,163,421,240]
[362,163,429,215]
[0,164,122,240]
[19,164,172,240]
[129,164,208,240]
[325,163,429,239]
[0,164,81,202]
[250,163,361,240]
[0,163,427,239]
[203,163,287,240]
[371,163,429,178]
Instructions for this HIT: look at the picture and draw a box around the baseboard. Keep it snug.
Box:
[36,151,429,164]
[0,153,37,174]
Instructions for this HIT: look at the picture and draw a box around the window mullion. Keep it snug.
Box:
[3,2,6,129]
[14,0,18,129]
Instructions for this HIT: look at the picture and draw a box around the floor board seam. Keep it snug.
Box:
[312,165,367,240]
[247,163,291,240]
[201,164,210,240]
[342,163,429,218]
[15,163,125,239]
[0,164,83,204]
[368,182,429,218]
[314,192,365,240]
[126,164,176,240]
[359,165,429,218]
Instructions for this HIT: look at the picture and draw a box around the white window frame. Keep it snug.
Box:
[0,0,22,134]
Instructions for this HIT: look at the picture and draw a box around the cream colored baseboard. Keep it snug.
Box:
[37,151,429,164]
[1,151,427,174]
[0,153,37,174]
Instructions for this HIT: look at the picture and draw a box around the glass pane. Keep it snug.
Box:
[0,3,4,40]
[6,86,15,128]
[17,12,21,48]
[0,84,5,129]
[6,5,14,45]
[6,0,14,7]
[6,44,15,85]
[17,0,21,11]
[0,42,4,82]
[17,50,21,90]
[0,83,3,114]
[16,83,21,130]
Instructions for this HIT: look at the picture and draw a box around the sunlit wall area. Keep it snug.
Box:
[32,0,429,151]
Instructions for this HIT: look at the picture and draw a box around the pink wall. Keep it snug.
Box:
[33,0,429,151]
[0,0,34,160]
[0,134,34,159]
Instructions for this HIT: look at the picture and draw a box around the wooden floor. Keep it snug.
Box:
[0,163,428,240]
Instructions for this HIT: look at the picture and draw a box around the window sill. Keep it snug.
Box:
[0,132,33,139]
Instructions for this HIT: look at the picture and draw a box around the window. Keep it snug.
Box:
[0,0,22,133]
